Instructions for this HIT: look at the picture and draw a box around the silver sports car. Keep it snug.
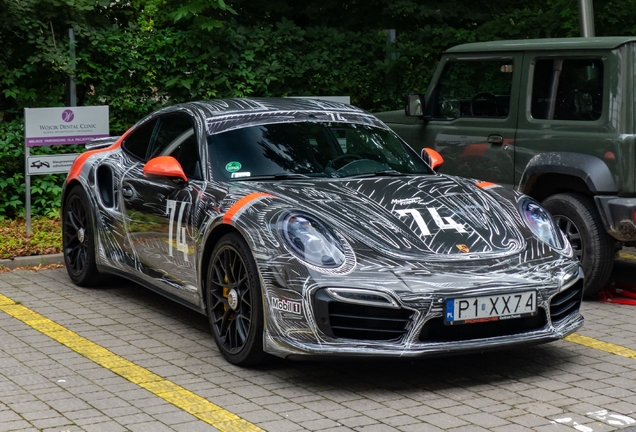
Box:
[62,98,583,365]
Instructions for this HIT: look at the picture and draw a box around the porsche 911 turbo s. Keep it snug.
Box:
[62,98,584,365]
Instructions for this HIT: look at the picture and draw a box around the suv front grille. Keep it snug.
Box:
[549,280,583,325]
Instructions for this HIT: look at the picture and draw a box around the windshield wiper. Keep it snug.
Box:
[344,170,407,179]
[233,173,311,181]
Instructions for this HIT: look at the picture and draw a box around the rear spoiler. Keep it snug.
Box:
[85,136,121,150]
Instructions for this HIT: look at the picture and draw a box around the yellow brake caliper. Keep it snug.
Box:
[222,275,229,311]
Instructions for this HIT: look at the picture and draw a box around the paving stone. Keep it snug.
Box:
[421,412,469,429]
[321,408,361,421]
[2,268,636,432]
[459,412,510,428]
[283,408,325,422]
[338,416,379,428]
[257,418,305,431]
[399,423,444,432]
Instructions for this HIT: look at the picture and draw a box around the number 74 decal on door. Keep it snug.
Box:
[166,199,190,261]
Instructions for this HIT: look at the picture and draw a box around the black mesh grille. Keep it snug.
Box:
[313,289,413,341]
[328,302,413,341]
[550,280,583,325]
[419,309,547,342]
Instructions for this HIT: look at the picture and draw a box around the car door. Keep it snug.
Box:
[120,112,205,305]
[417,53,523,187]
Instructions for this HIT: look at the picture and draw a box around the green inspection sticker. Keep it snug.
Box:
[225,161,242,172]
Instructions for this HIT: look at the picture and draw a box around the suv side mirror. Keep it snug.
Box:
[421,148,444,171]
[144,156,188,185]
[405,93,427,118]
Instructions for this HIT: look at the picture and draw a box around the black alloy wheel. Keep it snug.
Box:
[62,185,100,287]
[543,192,615,298]
[207,233,265,365]
[553,214,583,262]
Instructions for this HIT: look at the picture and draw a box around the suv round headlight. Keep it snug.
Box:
[280,212,348,269]
[520,198,563,249]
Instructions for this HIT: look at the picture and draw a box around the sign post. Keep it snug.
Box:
[24,106,109,235]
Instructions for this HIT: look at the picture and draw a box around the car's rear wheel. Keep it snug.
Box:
[542,193,614,298]
[206,233,266,366]
[63,185,101,287]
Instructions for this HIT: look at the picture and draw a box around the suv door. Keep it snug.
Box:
[515,52,618,187]
[514,51,622,295]
[417,53,523,187]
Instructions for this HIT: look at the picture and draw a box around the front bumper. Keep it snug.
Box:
[263,268,585,359]
[595,196,636,241]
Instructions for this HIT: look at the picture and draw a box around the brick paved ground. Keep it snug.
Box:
[0,260,635,432]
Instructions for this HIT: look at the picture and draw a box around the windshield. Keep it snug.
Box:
[208,122,433,181]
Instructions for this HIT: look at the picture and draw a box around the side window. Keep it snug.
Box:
[168,132,203,180]
[434,60,514,119]
[122,119,158,160]
[147,114,195,160]
[152,114,202,180]
[531,58,603,121]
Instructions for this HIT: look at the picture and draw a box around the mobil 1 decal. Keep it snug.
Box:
[270,297,302,315]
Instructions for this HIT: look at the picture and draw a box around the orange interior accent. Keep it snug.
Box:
[143,156,188,182]
[475,181,497,189]
[223,193,276,224]
[423,148,444,170]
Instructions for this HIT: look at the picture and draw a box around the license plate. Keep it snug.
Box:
[444,291,537,325]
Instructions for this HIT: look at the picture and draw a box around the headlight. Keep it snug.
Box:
[280,212,347,269]
[520,198,563,249]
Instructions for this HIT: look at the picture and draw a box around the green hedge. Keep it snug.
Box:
[0,119,83,219]
[2,0,636,219]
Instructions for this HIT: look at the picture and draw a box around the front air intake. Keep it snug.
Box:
[549,280,583,325]
[314,289,413,341]
[419,309,547,342]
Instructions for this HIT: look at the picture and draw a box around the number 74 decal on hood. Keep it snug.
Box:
[395,208,467,236]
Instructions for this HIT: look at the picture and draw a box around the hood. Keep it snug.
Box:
[237,175,528,260]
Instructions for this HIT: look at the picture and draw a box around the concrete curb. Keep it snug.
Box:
[0,254,64,269]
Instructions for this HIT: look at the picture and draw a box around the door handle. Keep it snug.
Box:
[121,184,134,199]
[487,135,504,145]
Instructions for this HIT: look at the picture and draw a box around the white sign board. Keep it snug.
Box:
[26,153,80,175]
[25,106,109,146]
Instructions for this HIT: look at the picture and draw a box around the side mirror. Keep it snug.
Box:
[405,93,426,117]
[421,148,444,171]
[144,156,188,184]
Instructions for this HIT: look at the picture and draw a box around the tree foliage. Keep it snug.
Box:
[1,0,636,218]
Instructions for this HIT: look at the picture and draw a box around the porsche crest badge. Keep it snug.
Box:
[456,244,470,253]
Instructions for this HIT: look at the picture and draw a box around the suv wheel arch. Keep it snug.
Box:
[519,152,617,197]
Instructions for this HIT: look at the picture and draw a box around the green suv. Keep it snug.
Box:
[376,36,636,297]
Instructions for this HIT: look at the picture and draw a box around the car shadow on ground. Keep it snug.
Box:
[84,273,573,395]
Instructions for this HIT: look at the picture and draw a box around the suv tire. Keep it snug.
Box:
[542,193,614,298]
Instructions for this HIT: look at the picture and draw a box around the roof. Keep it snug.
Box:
[446,36,636,53]
[183,97,365,119]
[166,98,383,135]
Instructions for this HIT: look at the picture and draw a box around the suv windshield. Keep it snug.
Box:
[208,122,433,181]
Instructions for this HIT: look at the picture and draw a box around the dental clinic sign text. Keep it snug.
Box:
[25,106,109,146]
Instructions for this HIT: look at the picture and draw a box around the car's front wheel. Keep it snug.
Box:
[206,233,266,366]
[542,192,615,298]
[62,185,101,287]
